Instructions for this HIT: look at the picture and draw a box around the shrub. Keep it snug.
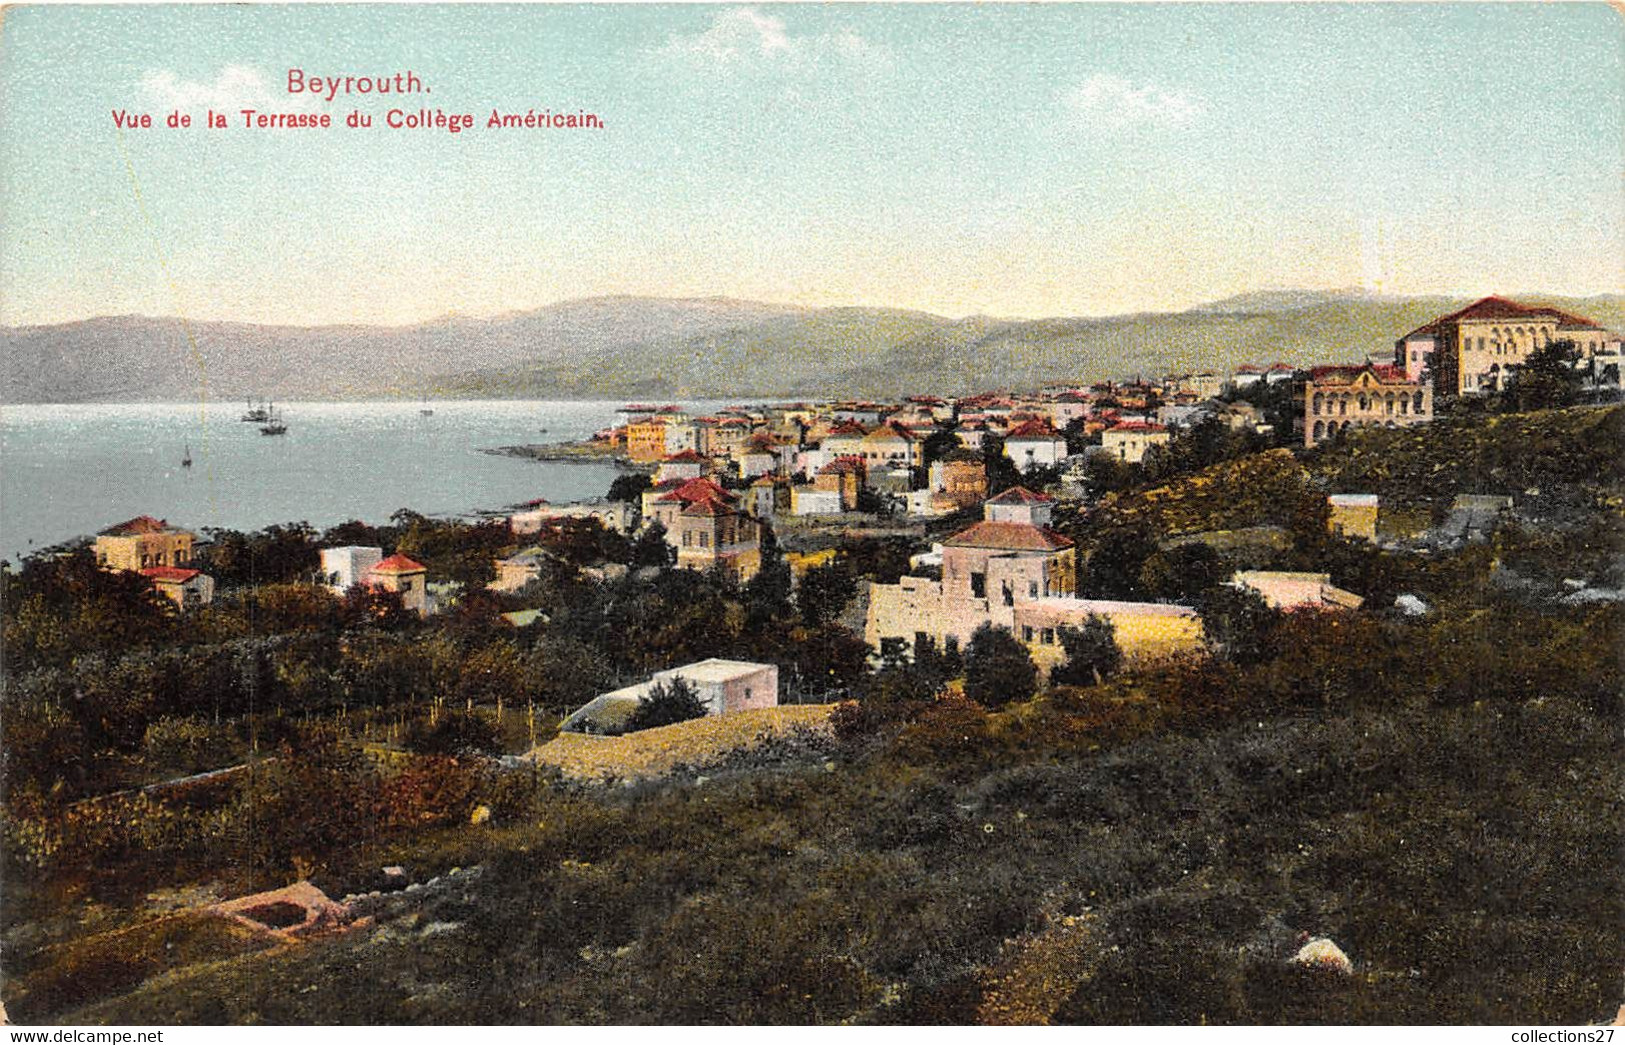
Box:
[406,709,502,757]
[1051,615,1122,687]
[625,677,709,733]
[963,624,1037,708]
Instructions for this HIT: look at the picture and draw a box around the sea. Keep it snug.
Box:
[0,399,673,564]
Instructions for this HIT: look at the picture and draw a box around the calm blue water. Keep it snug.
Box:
[0,400,651,563]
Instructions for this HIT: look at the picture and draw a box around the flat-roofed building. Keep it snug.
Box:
[560,658,778,734]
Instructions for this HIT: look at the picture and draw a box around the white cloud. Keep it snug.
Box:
[140,65,312,112]
[655,7,890,71]
[1064,73,1205,130]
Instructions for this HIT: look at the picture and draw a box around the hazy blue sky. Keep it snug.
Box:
[1,3,1620,326]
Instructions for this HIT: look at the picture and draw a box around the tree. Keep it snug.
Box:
[920,427,963,469]
[1052,615,1122,687]
[1083,525,1161,600]
[1196,583,1282,667]
[798,559,857,627]
[1062,417,1093,456]
[625,676,709,732]
[980,435,1024,495]
[202,522,320,586]
[962,623,1037,708]
[745,535,794,628]
[1502,338,1585,412]
[632,522,677,569]
[607,472,653,504]
[1137,542,1229,603]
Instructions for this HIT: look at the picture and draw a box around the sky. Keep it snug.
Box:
[0,3,1621,327]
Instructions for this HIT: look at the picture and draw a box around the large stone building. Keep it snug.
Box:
[928,449,989,512]
[510,500,635,535]
[865,487,1202,673]
[623,416,670,463]
[95,515,197,571]
[645,476,764,582]
[1395,295,1621,395]
[1231,570,1364,611]
[1299,363,1432,448]
[96,516,214,610]
[319,546,384,591]
[1101,420,1171,464]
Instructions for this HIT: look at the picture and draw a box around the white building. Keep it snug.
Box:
[560,658,779,734]
[790,487,844,516]
[319,546,383,593]
[1003,420,1068,469]
[511,501,635,535]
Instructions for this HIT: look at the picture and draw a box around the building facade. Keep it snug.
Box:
[369,553,430,615]
[1102,421,1171,463]
[95,516,196,571]
[1299,363,1432,448]
[865,488,1203,673]
[1396,295,1621,396]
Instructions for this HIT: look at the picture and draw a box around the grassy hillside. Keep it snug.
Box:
[52,610,1624,1024]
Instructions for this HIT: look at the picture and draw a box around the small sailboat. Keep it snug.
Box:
[181,442,193,468]
[420,395,435,417]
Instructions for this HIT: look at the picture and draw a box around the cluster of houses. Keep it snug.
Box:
[86,296,1619,719]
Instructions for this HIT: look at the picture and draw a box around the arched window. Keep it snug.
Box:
[1312,393,1323,415]
[1357,394,1368,411]
[1339,397,1347,415]
[1385,396,1394,415]
[1414,391,1425,412]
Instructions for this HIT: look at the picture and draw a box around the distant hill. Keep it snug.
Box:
[4,291,1622,403]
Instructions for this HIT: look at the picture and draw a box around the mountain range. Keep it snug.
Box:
[5,290,1622,403]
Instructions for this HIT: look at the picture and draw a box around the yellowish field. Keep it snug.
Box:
[525,704,836,783]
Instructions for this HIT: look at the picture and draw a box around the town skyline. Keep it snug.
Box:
[2,3,1621,328]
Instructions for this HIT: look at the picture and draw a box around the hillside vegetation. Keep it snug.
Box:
[1307,404,1625,508]
[4,405,1620,1025]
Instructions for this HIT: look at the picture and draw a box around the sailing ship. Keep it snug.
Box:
[181,443,193,468]
[241,399,271,423]
[259,405,288,435]
[420,395,435,416]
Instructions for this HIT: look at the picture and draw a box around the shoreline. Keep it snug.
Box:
[481,440,651,472]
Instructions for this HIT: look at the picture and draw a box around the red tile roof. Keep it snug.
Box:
[862,422,914,442]
[681,496,733,517]
[100,515,176,536]
[943,521,1074,552]
[663,450,706,463]
[1006,420,1061,440]
[1306,362,1416,386]
[656,477,736,505]
[371,553,426,574]
[986,486,1054,505]
[1403,295,1604,339]
[140,566,201,582]
[819,456,865,475]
